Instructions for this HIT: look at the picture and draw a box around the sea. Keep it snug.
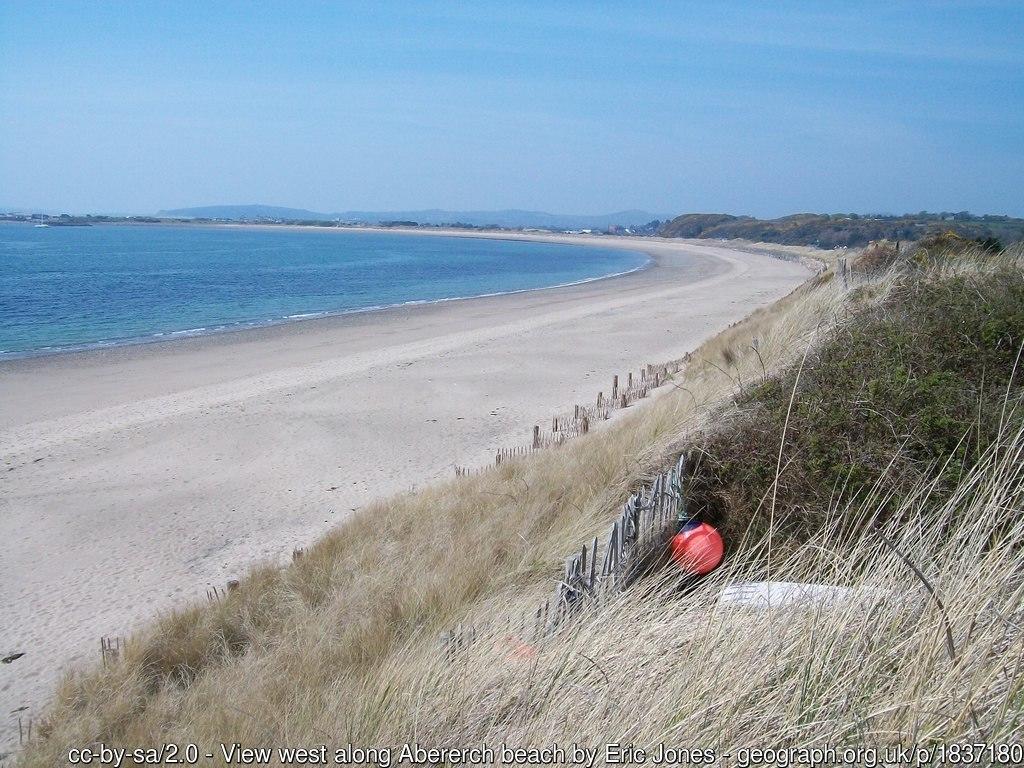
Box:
[0,223,648,358]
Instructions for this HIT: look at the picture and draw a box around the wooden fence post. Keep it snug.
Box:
[452,451,696,649]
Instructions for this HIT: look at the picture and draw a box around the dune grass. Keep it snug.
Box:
[18,245,1024,762]
[357,423,1024,749]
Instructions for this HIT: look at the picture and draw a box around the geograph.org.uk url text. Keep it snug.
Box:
[65,741,1024,767]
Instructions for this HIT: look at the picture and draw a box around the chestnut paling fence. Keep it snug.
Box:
[442,453,691,654]
[458,357,689,475]
[545,453,689,620]
[444,361,699,651]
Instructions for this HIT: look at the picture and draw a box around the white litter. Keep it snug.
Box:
[718,581,892,610]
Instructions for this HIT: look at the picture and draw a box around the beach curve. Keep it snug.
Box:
[0,234,809,740]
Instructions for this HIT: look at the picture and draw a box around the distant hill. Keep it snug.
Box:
[659,211,1024,248]
[332,209,662,230]
[156,205,663,230]
[156,204,329,221]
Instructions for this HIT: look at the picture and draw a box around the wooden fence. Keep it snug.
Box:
[443,452,691,653]
[484,358,687,471]
[99,635,126,667]
[542,452,688,629]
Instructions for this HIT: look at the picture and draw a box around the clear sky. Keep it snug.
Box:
[2,1,1022,217]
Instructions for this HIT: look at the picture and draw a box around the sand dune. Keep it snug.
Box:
[0,234,809,742]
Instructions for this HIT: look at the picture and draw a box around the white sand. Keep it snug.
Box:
[0,233,809,741]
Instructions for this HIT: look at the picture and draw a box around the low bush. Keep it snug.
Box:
[689,258,1024,551]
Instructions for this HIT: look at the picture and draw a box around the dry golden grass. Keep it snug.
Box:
[370,423,1024,748]
[19,248,1022,762]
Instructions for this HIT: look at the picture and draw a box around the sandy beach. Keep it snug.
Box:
[0,233,809,739]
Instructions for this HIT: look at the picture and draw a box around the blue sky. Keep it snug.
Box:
[2,1,1022,217]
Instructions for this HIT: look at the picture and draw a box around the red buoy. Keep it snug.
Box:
[670,521,724,575]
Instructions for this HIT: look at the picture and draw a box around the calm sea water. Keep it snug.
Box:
[0,223,647,357]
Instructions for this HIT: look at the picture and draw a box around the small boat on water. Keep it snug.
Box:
[34,223,49,227]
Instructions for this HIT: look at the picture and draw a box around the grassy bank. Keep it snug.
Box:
[18,245,1024,761]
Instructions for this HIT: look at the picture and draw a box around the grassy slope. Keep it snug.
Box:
[20,247,1024,760]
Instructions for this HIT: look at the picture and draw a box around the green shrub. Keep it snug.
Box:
[689,266,1024,549]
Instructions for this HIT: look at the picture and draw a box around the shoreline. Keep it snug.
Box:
[0,226,656,363]
[0,237,810,740]
[0,236,701,430]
